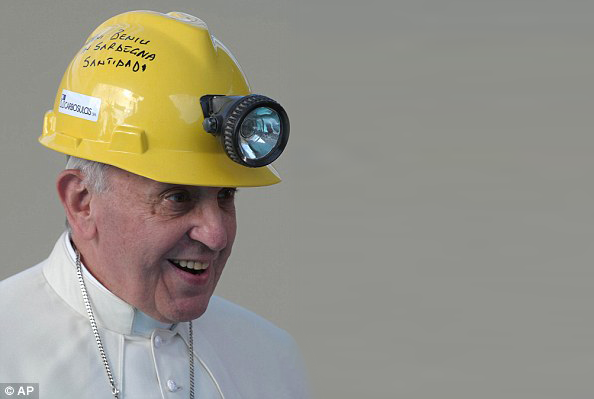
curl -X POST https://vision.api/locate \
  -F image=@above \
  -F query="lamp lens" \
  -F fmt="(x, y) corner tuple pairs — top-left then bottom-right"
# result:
(238, 107), (281, 160)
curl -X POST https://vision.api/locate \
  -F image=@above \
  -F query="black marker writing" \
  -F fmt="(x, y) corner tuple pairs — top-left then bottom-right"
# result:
(92, 41), (156, 61)
(110, 29), (150, 45)
(83, 56), (147, 72)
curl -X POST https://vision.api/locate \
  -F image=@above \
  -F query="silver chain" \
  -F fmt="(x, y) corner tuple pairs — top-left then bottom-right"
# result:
(189, 319), (195, 399)
(75, 251), (120, 398)
(75, 250), (195, 398)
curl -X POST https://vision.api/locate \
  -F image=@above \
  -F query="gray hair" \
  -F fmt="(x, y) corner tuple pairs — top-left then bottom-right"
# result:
(64, 156), (112, 232)
(65, 156), (111, 193)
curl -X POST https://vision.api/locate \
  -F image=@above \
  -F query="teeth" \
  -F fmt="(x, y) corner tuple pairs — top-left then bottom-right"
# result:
(171, 259), (208, 270)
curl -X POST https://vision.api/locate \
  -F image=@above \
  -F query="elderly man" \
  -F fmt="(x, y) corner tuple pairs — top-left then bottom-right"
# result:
(0, 11), (307, 398)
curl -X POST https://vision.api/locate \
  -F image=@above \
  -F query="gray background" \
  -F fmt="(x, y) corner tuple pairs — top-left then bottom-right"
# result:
(1, 0), (593, 397)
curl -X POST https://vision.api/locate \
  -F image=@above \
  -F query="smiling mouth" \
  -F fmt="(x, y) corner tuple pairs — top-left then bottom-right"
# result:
(168, 259), (209, 275)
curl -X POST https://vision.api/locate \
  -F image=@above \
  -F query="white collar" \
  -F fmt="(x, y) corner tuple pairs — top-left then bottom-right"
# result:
(43, 232), (173, 337)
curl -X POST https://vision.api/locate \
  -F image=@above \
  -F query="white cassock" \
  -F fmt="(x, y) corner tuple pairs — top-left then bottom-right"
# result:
(0, 233), (310, 398)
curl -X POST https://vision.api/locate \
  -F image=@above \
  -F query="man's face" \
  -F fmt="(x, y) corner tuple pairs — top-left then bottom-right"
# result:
(84, 167), (237, 323)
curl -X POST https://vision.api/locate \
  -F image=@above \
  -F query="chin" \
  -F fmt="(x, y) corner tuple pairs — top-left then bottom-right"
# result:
(165, 299), (211, 323)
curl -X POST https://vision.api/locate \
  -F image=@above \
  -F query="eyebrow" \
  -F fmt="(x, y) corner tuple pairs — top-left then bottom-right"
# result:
(150, 183), (237, 194)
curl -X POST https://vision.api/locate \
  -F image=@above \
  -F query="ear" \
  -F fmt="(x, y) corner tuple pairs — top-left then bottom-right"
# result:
(56, 169), (97, 240)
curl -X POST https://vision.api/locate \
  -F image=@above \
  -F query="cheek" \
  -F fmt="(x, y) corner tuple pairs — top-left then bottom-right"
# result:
(226, 215), (238, 248)
(97, 210), (136, 248)
(94, 200), (151, 262)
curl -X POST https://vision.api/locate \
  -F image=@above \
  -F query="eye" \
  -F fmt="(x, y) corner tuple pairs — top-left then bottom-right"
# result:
(218, 188), (237, 201)
(165, 190), (191, 203)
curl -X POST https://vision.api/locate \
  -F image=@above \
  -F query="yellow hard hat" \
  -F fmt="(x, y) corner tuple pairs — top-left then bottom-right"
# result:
(40, 10), (288, 187)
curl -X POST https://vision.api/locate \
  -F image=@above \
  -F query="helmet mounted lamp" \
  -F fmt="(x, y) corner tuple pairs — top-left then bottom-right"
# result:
(201, 94), (290, 167)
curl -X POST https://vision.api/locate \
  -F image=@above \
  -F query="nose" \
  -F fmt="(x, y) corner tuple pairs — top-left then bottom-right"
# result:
(187, 199), (229, 252)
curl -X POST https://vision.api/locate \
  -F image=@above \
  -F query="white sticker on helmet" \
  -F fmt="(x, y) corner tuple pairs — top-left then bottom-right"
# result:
(58, 89), (102, 122)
